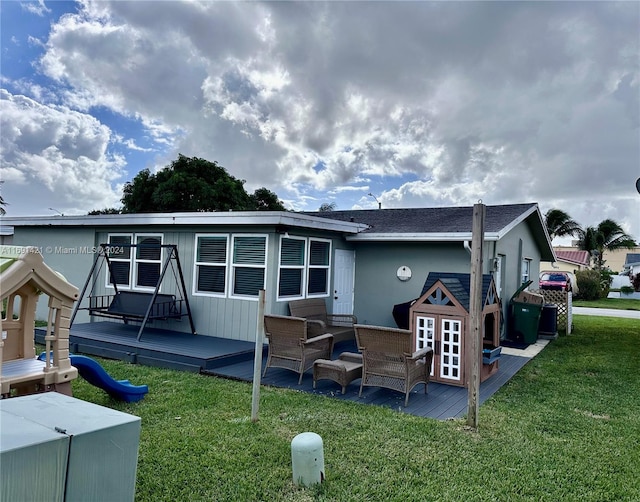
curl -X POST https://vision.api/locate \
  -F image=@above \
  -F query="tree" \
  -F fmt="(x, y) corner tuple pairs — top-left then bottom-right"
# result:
(544, 209), (581, 240)
(87, 208), (122, 215)
(0, 195), (6, 216)
(319, 202), (336, 212)
(121, 154), (284, 213)
(249, 187), (286, 211)
(577, 219), (636, 269)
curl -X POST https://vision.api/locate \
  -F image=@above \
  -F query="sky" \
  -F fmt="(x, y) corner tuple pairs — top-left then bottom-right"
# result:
(1, 0), (639, 244)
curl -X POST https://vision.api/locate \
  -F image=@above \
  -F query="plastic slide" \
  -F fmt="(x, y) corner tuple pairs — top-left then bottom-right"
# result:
(38, 353), (149, 402)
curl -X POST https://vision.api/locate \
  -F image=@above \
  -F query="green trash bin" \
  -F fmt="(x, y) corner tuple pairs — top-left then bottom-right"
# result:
(508, 281), (544, 344)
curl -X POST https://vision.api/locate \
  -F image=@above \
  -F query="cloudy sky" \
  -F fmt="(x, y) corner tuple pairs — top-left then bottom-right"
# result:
(1, 0), (638, 243)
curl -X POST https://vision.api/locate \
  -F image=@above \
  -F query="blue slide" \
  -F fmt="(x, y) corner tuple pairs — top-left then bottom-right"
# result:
(39, 353), (149, 402)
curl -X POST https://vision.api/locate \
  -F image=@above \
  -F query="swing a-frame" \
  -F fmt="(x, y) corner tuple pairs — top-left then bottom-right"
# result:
(71, 243), (196, 341)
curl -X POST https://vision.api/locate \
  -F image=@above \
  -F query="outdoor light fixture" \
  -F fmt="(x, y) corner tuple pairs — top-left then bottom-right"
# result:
(49, 208), (64, 216)
(367, 193), (381, 209)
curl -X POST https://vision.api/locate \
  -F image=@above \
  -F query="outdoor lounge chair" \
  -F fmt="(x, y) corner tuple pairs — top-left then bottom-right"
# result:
(288, 298), (357, 344)
(263, 314), (334, 384)
(354, 324), (433, 407)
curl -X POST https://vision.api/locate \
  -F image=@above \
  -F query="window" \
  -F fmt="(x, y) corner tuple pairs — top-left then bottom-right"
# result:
(308, 239), (330, 296)
(194, 235), (229, 296)
(277, 236), (331, 300)
(105, 233), (163, 290)
(134, 234), (163, 289)
(231, 235), (267, 299)
(521, 258), (531, 284)
(106, 234), (132, 287)
(278, 236), (306, 298)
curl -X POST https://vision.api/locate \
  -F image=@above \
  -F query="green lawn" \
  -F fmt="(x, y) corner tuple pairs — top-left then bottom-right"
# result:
(573, 297), (640, 310)
(68, 315), (639, 501)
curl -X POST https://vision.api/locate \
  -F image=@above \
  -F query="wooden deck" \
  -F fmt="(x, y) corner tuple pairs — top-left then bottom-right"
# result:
(35, 322), (258, 373)
(207, 341), (535, 420)
(35, 322), (540, 420)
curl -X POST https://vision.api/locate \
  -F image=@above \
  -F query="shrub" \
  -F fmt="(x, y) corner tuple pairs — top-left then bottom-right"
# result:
(632, 273), (640, 292)
(576, 269), (602, 300)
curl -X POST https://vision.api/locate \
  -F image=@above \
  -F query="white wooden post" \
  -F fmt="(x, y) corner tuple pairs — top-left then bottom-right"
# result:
(251, 289), (266, 422)
(467, 203), (485, 429)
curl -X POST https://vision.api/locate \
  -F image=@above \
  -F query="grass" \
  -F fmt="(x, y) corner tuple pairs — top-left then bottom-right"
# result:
(573, 297), (640, 310)
(66, 315), (639, 501)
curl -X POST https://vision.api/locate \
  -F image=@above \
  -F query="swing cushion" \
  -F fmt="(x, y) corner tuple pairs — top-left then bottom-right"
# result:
(107, 291), (180, 319)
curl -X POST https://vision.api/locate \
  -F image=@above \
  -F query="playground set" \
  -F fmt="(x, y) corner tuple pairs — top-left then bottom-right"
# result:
(0, 245), (147, 402)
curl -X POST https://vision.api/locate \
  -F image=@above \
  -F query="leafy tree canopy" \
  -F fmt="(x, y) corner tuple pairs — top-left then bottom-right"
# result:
(87, 207), (122, 215)
(544, 208), (581, 240)
(319, 202), (336, 212)
(121, 154), (285, 213)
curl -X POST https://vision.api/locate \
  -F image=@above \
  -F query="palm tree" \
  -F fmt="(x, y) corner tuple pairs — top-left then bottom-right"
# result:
(577, 219), (636, 269)
(0, 195), (6, 216)
(544, 209), (582, 240)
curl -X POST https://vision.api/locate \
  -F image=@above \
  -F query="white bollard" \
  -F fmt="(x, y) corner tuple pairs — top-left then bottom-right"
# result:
(291, 432), (325, 487)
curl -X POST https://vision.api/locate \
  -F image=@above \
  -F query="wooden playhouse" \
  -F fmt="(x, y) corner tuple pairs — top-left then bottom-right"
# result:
(409, 272), (501, 387)
(1, 246), (78, 397)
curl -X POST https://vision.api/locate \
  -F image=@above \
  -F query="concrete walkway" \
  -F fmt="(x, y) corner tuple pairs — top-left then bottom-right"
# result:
(573, 306), (640, 319)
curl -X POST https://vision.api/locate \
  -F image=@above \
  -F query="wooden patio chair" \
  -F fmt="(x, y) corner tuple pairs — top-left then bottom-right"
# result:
(263, 314), (334, 384)
(288, 298), (357, 344)
(354, 324), (433, 407)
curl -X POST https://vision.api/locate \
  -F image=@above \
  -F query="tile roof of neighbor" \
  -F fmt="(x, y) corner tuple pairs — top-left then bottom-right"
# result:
(304, 202), (538, 234)
(555, 250), (590, 266)
(420, 272), (494, 312)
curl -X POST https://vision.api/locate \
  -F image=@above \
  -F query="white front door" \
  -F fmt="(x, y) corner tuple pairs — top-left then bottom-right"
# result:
(332, 249), (355, 315)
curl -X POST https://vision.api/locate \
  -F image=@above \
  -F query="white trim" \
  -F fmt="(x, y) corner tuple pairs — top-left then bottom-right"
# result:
(307, 237), (332, 299)
(276, 236), (332, 301)
(132, 233), (164, 291)
(105, 233), (133, 289)
(229, 233), (268, 301)
(277, 234), (307, 301)
(192, 233), (229, 298)
(2, 211), (367, 233)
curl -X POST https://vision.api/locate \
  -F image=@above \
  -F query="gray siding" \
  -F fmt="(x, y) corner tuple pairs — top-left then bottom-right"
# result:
(10, 225), (353, 342)
(351, 241), (474, 327)
(11, 227), (96, 322)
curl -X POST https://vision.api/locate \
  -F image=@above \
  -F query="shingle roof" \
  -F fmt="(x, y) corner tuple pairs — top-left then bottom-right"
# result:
(304, 203), (538, 234)
(420, 272), (494, 312)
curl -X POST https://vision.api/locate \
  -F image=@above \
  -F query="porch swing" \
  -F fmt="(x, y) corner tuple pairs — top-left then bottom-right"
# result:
(71, 243), (196, 341)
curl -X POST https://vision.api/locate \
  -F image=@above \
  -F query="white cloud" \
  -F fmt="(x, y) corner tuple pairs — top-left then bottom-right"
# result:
(21, 0), (50, 17)
(0, 90), (124, 214)
(3, 1), (638, 241)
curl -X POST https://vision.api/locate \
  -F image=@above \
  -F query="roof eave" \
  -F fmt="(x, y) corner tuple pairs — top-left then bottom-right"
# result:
(495, 204), (555, 262)
(1, 212), (367, 234)
(346, 232), (501, 242)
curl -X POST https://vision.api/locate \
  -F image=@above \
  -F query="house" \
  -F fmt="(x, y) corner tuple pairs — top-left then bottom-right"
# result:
(623, 253), (640, 277)
(541, 249), (590, 273)
(4, 202), (554, 342)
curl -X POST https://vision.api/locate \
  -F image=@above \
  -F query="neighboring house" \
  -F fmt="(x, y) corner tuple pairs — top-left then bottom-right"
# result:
(540, 249), (590, 274)
(554, 245), (640, 273)
(623, 253), (640, 277)
(4, 202), (554, 342)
